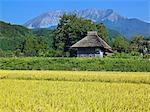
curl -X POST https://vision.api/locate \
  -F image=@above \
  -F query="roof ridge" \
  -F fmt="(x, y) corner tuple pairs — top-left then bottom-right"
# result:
(71, 31), (111, 49)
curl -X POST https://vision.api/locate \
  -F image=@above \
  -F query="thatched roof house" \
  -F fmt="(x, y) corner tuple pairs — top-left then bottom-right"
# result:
(71, 31), (113, 57)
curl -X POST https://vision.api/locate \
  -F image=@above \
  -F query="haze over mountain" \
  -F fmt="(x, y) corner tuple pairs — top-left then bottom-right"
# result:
(24, 9), (150, 39)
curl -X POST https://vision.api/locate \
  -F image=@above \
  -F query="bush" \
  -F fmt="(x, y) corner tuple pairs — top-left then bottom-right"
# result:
(0, 57), (149, 72)
(0, 49), (5, 57)
(143, 54), (150, 59)
(111, 52), (142, 59)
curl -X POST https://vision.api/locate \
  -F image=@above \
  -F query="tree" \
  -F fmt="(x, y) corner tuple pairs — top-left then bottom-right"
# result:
(23, 37), (37, 56)
(13, 49), (22, 57)
(32, 29), (55, 49)
(130, 36), (145, 53)
(54, 14), (97, 56)
(112, 36), (129, 52)
(96, 23), (109, 44)
(0, 49), (5, 57)
(144, 38), (150, 54)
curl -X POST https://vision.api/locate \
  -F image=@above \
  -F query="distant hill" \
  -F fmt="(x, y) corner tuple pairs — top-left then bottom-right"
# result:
(0, 21), (32, 37)
(0, 21), (34, 50)
(24, 9), (150, 40)
(103, 18), (150, 40)
(0, 21), (56, 52)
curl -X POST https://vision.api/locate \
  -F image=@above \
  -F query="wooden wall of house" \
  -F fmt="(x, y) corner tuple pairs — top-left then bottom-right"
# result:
(77, 47), (104, 58)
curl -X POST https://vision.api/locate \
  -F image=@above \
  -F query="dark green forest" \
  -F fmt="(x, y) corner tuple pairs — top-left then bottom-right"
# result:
(0, 14), (150, 58)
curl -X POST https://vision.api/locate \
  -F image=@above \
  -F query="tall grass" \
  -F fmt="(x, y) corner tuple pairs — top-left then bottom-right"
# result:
(0, 79), (150, 111)
(0, 71), (150, 111)
(0, 70), (150, 84)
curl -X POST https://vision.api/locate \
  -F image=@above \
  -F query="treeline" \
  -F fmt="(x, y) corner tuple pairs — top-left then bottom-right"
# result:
(0, 57), (149, 72)
(0, 21), (53, 57)
(0, 14), (150, 58)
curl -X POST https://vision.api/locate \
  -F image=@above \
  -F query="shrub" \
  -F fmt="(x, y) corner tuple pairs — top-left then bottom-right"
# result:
(143, 54), (150, 59)
(0, 57), (149, 72)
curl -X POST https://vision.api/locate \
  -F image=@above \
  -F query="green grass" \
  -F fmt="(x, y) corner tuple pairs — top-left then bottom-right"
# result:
(0, 57), (149, 72)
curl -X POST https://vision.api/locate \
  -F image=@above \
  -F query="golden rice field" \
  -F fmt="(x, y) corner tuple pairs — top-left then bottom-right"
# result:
(0, 70), (150, 112)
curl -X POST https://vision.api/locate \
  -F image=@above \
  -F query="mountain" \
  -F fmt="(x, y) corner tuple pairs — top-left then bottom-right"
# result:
(24, 9), (150, 39)
(24, 9), (125, 28)
(103, 18), (150, 40)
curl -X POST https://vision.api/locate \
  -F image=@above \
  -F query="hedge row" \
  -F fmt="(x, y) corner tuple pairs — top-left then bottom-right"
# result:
(0, 57), (149, 72)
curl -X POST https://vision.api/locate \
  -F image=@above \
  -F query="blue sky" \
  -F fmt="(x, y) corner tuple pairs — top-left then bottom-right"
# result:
(0, 0), (150, 24)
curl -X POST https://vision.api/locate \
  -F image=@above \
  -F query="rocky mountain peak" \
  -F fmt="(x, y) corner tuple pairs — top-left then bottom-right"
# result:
(24, 8), (125, 28)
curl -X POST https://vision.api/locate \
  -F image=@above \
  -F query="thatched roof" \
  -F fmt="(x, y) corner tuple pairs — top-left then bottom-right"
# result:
(71, 31), (111, 49)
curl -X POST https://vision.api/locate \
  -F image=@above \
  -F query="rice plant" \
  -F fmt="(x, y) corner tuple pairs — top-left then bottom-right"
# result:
(0, 70), (150, 112)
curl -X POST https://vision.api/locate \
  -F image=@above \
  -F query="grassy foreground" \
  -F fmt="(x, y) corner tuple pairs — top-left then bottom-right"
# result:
(0, 71), (150, 112)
